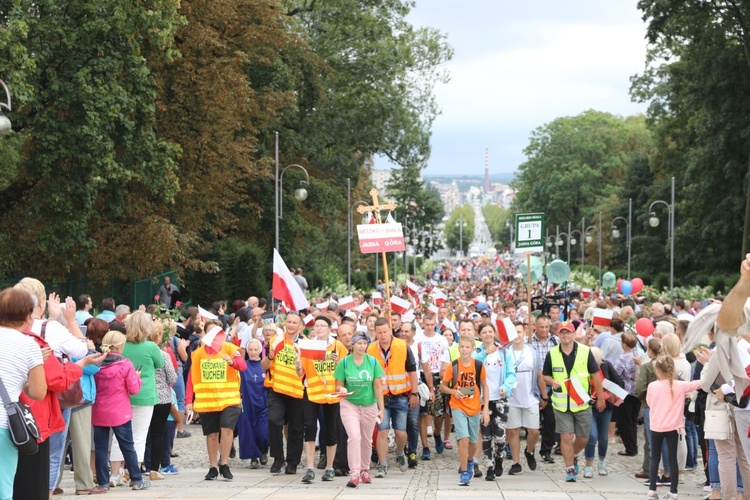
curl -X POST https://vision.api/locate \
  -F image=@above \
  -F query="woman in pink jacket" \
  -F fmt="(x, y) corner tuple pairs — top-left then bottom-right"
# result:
(90, 331), (148, 493)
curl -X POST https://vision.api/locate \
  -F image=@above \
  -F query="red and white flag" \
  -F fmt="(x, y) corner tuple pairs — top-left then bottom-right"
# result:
(372, 292), (383, 305)
(406, 280), (420, 296)
(564, 377), (592, 406)
(317, 300), (330, 311)
(365, 211), (376, 224)
(202, 326), (227, 353)
(303, 314), (315, 328)
(592, 308), (613, 327)
(412, 295), (421, 308)
(390, 296), (411, 315)
(441, 318), (456, 332)
(427, 303), (438, 316)
(298, 339), (328, 361)
(385, 212), (396, 224)
(581, 288), (593, 299)
(496, 317), (518, 345)
(271, 334), (286, 357)
(431, 289), (447, 307)
(280, 302), (290, 314)
(338, 296), (355, 310)
(355, 302), (372, 316)
(601, 378), (628, 407)
(198, 306), (218, 321)
(272, 249), (308, 312)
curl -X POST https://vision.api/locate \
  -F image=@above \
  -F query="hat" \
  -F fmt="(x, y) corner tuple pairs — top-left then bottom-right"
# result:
(476, 302), (490, 312)
(351, 333), (369, 345)
(557, 320), (575, 333)
(314, 315), (332, 327)
(479, 310), (491, 317)
(468, 312), (481, 320)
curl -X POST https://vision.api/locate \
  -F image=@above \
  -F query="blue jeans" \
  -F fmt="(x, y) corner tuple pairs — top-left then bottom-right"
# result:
(708, 439), (743, 492)
(379, 394), (408, 432)
(585, 406), (613, 461)
(173, 375), (185, 413)
(0, 428), (17, 500)
(48, 407), (71, 491)
(94, 423), (143, 487)
(406, 404), (419, 454)
(685, 420), (699, 469)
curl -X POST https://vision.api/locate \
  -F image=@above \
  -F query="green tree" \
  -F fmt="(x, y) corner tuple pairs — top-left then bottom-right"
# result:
(483, 204), (511, 248)
(444, 205), (475, 255)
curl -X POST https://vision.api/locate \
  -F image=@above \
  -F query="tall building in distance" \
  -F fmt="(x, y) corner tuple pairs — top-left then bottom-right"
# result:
(483, 148), (491, 192)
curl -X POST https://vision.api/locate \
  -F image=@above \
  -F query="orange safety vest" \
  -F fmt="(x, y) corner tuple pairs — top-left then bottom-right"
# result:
(367, 336), (412, 396)
(269, 335), (304, 399)
(190, 343), (241, 413)
(302, 339), (348, 404)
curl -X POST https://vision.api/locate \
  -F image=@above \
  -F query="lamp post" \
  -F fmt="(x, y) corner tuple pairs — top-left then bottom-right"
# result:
(506, 219), (514, 254)
(556, 232), (571, 264)
(0, 79), (11, 136)
(583, 219), (597, 283)
(649, 176), (676, 305)
(456, 215), (466, 259)
(274, 132), (310, 252)
(570, 229), (582, 275)
(347, 178), (370, 294)
(611, 198), (632, 280)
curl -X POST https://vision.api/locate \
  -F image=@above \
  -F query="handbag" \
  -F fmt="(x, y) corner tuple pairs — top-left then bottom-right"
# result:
(40, 321), (84, 409)
(704, 405), (734, 440)
(0, 374), (40, 455)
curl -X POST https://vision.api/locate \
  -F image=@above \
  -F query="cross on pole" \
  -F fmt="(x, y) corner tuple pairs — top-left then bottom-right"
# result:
(357, 188), (397, 326)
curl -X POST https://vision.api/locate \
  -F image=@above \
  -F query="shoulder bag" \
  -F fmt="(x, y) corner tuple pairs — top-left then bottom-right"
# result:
(0, 373), (40, 455)
(704, 403), (734, 440)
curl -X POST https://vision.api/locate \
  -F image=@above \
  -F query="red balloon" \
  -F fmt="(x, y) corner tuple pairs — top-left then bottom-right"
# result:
(631, 278), (644, 294)
(616, 279), (625, 292)
(635, 317), (655, 337)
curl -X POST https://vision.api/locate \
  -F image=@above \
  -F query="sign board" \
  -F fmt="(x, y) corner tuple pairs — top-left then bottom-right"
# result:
(514, 213), (545, 253)
(357, 223), (406, 254)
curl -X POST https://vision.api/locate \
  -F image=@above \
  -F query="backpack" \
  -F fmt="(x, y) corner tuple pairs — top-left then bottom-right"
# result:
(449, 358), (484, 389)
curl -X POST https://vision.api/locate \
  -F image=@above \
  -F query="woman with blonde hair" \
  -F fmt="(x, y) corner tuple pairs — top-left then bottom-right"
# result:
(109, 311), (164, 486)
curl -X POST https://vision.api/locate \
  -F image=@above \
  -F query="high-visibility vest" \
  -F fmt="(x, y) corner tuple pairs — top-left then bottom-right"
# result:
(190, 343), (241, 413)
(367, 336), (412, 396)
(269, 335), (304, 399)
(302, 339), (348, 404)
(549, 342), (591, 413)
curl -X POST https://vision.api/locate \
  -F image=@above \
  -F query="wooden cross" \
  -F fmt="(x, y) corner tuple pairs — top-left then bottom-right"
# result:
(356, 188), (397, 224)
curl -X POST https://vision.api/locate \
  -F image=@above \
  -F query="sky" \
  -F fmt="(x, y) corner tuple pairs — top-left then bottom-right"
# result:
(384, 1), (651, 176)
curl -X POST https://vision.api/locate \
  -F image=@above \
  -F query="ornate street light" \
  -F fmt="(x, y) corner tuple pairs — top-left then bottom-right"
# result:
(0, 79), (12, 136)
(274, 132), (311, 252)
(648, 177), (676, 304)
(611, 198), (632, 280)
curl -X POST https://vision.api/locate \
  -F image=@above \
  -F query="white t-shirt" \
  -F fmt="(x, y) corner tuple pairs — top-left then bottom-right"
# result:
(509, 344), (539, 408)
(414, 332), (449, 374)
(0, 328), (44, 428)
(32, 318), (88, 359)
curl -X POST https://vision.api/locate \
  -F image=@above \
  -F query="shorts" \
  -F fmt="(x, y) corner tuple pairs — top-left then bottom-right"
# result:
(507, 405), (540, 430)
(200, 406), (242, 436)
(554, 407), (592, 438)
(419, 373), (444, 417)
(452, 409), (480, 443)
(378, 394), (408, 432)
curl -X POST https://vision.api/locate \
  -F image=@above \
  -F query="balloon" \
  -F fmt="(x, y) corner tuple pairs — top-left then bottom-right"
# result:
(616, 279), (624, 292)
(519, 256), (543, 283)
(621, 280), (633, 295)
(602, 272), (616, 289)
(635, 317), (655, 337)
(631, 278), (644, 294)
(546, 259), (571, 284)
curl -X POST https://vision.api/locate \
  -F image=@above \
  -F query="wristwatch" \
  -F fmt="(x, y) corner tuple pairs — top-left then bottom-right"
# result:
(541, 397), (548, 401)
(411, 392), (419, 396)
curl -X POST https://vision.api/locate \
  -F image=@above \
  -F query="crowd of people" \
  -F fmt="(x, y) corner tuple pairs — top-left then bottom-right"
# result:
(3, 254), (750, 499)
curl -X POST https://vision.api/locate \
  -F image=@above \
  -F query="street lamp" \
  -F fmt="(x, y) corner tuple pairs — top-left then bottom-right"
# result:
(274, 132), (311, 252)
(347, 178), (370, 294)
(506, 219), (514, 254)
(583, 220), (597, 283)
(0, 79), (12, 136)
(611, 198), (632, 280)
(557, 232), (572, 264)
(456, 216), (466, 258)
(648, 176), (676, 305)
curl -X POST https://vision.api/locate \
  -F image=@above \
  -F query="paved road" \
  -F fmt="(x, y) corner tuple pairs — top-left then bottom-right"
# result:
(57, 426), (710, 499)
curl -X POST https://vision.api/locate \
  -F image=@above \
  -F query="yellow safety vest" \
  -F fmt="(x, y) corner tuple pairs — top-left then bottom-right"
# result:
(190, 343), (241, 413)
(367, 337), (411, 396)
(302, 339), (348, 404)
(549, 343), (591, 413)
(269, 335), (304, 399)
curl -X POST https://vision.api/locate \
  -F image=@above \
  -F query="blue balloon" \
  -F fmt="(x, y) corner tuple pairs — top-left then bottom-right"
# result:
(621, 280), (633, 295)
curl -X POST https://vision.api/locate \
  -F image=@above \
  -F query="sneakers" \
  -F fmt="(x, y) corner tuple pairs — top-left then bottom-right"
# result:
(359, 470), (372, 484)
(301, 468), (315, 483)
(573, 456), (579, 475)
(407, 451), (418, 468)
(375, 463), (388, 478)
(109, 475), (125, 487)
(285, 464), (297, 475)
(219, 464), (233, 480)
(160, 464), (179, 475)
(205, 467), (218, 480)
(647, 490), (658, 498)
(175, 429), (191, 438)
(229, 445), (236, 459)
(508, 463), (523, 475)
(249, 459), (260, 469)
(334, 469), (345, 477)
(660, 493), (678, 500)
(495, 458), (503, 477)
(317, 454), (327, 470)
(459, 470), (472, 486)
(541, 454), (555, 464)
(525, 450), (537, 471)
(565, 471), (577, 482)
(471, 459), (483, 478)
(583, 466), (593, 479)
(396, 454), (408, 472)
(658, 475), (671, 486)
(435, 434), (444, 454)
(270, 458), (285, 474)
(149, 470), (165, 481)
(421, 447), (431, 460)
(444, 439), (453, 450)
(322, 469), (335, 482)
(131, 481), (150, 491)
(598, 460), (608, 476)
(347, 473), (359, 488)
(260, 453), (268, 465)
(485, 466), (495, 481)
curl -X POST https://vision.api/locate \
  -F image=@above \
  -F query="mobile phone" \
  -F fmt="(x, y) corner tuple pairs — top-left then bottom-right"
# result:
(459, 386), (476, 396)
(135, 365), (143, 372)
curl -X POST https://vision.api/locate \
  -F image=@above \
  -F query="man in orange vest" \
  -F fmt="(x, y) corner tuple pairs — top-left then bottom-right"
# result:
(261, 312), (306, 475)
(367, 317), (419, 478)
(185, 323), (246, 481)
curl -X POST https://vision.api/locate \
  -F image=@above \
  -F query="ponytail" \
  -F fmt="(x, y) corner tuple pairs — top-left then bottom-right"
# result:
(100, 330), (126, 354)
(654, 354), (676, 400)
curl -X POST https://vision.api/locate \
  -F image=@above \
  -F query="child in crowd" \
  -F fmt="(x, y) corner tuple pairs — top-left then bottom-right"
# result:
(440, 335), (490, 486)
(646, 355), (701, 500)
(91, 331), (149, 493)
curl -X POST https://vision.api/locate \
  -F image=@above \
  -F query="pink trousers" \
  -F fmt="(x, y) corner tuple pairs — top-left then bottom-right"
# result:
(340, 398), (378, 475)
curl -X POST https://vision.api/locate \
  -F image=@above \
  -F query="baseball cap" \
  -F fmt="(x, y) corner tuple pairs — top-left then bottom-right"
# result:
(557, 321), (575, 333)
(468, 312), (481, 320)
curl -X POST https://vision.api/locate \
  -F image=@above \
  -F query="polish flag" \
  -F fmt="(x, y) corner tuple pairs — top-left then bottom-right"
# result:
(602, 378), (628, 407)
(431, 289), (447, 307)
(592, 308), (613, 327)
(427, 303), (438, 316)
(331, 321), (338, 333)
(298, 339), (328, 361)
(412, 295), (421, 308)
(280, 302), (290, 314)
(441, 318), (456, 332)
(390, 296), (411, 315)
(372, 292), (383, 305)
(271, 334), (287, 357)
(202, 326), (227, 353)
(355, 302), (372, 316)
(403, 310), (416, 323)
(496, 317), (518, 346)
(317, 300), (330, 311)
(581, 288), (593, 299)
(365, 211), (376, 224)
(338, 296), (355, 310)
(406, 280), (420, 295)
(303, 314), (315, 328)
(356, 324), (368, 333)
(385, 212), (396, 224)
(198, 306), (218, 321)
(272, 249), (308, 312)
(564, 377), (592, 406)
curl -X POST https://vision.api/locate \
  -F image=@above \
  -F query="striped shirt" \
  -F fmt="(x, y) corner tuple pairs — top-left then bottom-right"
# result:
(0, 328), (44, 429)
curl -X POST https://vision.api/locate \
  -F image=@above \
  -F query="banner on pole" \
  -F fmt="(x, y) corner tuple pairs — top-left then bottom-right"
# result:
(357, 223), (405, 254)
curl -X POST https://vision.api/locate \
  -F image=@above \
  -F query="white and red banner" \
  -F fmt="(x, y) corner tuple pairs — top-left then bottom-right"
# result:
(303, 314), (315, 328)
(406, 280), (420, 295)
(355, 302), (372, 316)
(427, 303), (438, 316)
(356, 223), (405, 254)
(390, 296), (411, 315)
(298, 339), (328, 361)
(431, 289), (447, 307)
(202, 326), (227, 352)
(198, 306), (218, 321)
(338, 296), (355, 310)
(564, 377), (592, 406)
(441, 318), (457, 332)
(272, 249), (308, 312)
(601, 378), (628, 407)
(496, 317), (518, 345)
(592, 308), (613, 327)
(581, 288), (593, 299)
(317, 300), (329, 311)
(372, 292), (383, 305)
